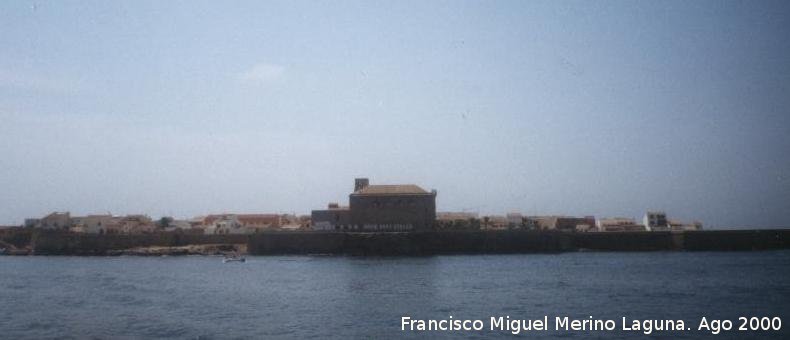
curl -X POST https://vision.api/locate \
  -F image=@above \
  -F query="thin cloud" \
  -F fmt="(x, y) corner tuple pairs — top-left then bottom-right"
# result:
(0, 68), (88, 94)
(238, 63), (285, 83)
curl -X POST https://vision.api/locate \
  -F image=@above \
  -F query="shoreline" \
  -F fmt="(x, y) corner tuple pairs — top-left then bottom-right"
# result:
(2, 229), (789, 256)
(105, 243), (247, 256)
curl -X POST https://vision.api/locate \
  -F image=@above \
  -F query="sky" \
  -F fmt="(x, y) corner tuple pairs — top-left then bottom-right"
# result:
(1, 0), (789, 228)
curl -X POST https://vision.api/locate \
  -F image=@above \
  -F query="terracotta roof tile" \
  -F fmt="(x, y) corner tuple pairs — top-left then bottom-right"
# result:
(353, 184), (430, 195)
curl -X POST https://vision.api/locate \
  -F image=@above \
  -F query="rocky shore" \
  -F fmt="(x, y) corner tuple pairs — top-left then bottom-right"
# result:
(106, 243), (246, 256)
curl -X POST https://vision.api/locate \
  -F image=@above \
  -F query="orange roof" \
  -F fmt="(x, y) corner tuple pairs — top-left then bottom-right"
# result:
(353, 184), (430, 195)
(238, 214), (280, 224)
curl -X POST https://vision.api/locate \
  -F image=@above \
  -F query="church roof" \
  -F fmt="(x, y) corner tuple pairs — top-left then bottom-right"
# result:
(353, 184), (431, 195)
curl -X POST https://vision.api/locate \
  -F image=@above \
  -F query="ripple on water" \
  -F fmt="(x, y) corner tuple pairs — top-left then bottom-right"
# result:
(0, 253), (788, 339)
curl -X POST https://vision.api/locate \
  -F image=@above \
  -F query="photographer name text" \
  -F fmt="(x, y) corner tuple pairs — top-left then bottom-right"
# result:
(401, 316), (782, 335)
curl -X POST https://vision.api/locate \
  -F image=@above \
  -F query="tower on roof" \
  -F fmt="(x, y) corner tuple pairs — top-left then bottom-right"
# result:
(354, 178), (369, 192)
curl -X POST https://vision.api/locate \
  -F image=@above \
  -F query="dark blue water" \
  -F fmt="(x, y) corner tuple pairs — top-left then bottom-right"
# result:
(1, 251), (789, 339)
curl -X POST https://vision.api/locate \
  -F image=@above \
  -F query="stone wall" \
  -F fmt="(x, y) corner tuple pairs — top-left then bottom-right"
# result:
(573, 231), (677, 251)
(682, 230), (790, 251)
(349, 193), (436, 230)
(249, 231), (575, 255)
(249, 229), (790, 255)
(6, 228), (790, 256)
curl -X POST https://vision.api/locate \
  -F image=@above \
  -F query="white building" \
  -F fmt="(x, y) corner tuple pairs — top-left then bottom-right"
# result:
(70, 214), (114, 234)
(643, 211), (668, 231)
(596, 217), (646, 232)
(506, 213), (523, 226)
(203, 215), (255, 235)
(36, 212), (71, 230)
(164, 220), (192, 232)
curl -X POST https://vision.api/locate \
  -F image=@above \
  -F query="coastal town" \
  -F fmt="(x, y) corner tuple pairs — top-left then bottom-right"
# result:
(8, 178), (702, 235)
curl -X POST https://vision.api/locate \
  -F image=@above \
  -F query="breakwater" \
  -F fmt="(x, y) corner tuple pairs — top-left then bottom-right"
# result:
(2, 229), (788, 256)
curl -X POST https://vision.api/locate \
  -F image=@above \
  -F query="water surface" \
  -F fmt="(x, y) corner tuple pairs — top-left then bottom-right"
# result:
(1, 251), (789, 339)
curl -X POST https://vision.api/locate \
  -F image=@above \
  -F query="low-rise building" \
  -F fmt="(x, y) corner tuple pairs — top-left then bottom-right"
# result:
(106, 215), (155, 234)
(202, 213), (284, 234)
(163, 219), (192, 232)
(641, 212), (702, 232)
(279, 214), (304, 230)
(506, 213), (523, 227)
(204, 214), (282, 230)
(504, 213), (538, 229)
(37, 212), (71, 230)
(643, 211), (668, 231)
(188, 216), (206, 229)
(435, 212), (479, 230)
(481, 215), (508, 230)
(203, 215), (254, 235)
(437, 212), (478, 222)
(532, 215), (596, 232)
(669, 220), (703, 231)
(297, 215), (312, 229)
(596, 217), (635, 229)
(595, 217), (647, 232)
(70, 214), (114, 234)
(312, 203), (351, 231)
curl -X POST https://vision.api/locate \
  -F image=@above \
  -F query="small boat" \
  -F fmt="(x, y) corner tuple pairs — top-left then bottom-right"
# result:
(222, 254), (246, 263)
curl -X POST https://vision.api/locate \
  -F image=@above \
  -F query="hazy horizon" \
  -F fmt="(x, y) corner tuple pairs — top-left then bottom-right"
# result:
(2, 1), (789, 228)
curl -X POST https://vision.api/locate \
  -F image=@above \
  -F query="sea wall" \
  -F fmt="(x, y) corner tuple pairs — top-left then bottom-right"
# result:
(4, 228), (789, 256)
(573, 231), (678, 251)
(247, 231), (574, 255)
(682, 230), (790, 251)
(248, 229), (790, 255)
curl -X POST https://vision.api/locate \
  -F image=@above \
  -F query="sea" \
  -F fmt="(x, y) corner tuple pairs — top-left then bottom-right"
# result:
(1, 251), (789, 339)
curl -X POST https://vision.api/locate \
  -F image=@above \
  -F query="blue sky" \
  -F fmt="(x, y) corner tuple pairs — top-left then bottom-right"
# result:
(1, 0), (789, 228)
